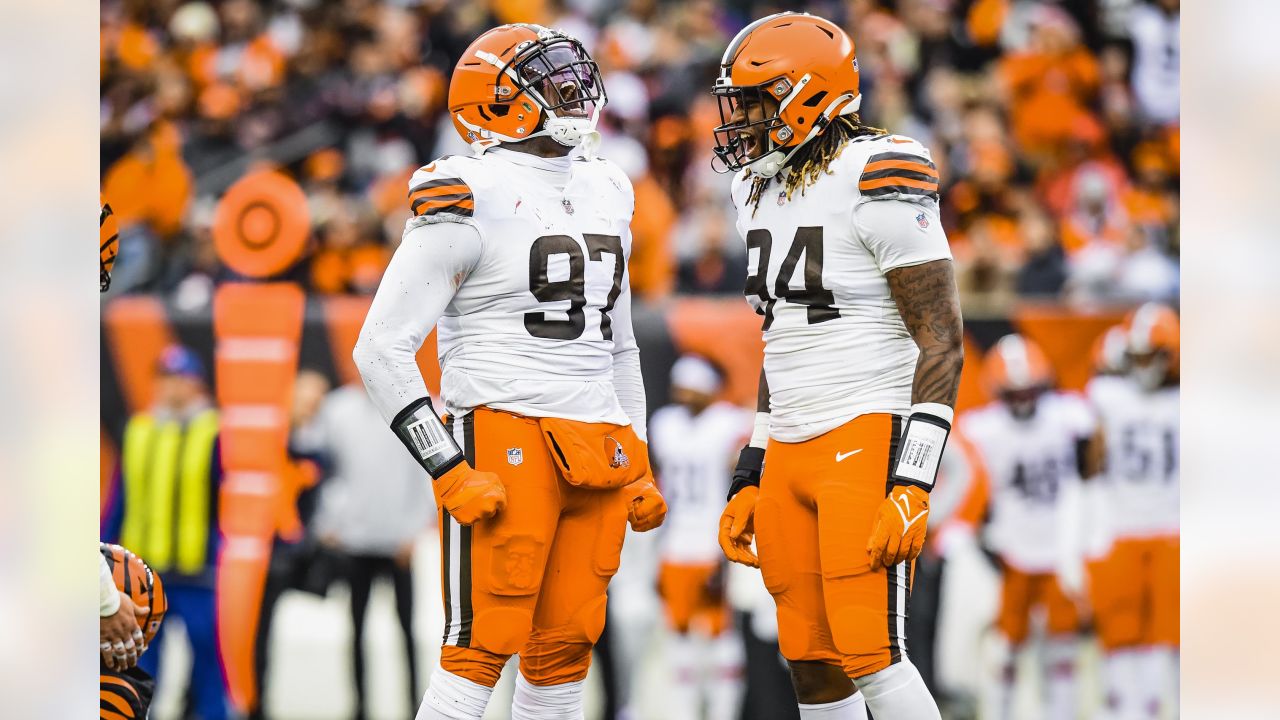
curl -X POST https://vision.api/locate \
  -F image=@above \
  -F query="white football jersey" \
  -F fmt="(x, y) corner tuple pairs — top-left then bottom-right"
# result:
(960, 392), (1097, 572)
(1087, 376), (1179, 541)
(730, 134), (953, 443)
(387, 148), (638, 426)
(649, 401), (752, 564)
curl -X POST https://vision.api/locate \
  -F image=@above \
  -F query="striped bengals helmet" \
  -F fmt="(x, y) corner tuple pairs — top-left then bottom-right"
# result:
(99, 543), (167, 645)
(101, 195), (119, 293)
(448, 24), (606, 150)
(983, 334), (1054, 397)
(1124, 303), (1179, 387)
(712, 12), (861, 177)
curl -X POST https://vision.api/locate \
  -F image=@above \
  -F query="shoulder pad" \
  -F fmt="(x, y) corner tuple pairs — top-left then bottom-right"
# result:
(407, 156), (476, 220)
(855, 135), (940, 202)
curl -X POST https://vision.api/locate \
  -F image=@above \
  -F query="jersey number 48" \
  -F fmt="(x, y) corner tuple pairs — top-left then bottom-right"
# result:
(745, 227), (839, 330)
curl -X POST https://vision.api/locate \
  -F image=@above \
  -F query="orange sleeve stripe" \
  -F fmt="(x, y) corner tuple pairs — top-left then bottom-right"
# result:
(862, 159), (939, 178)
(101, 688), (136, 717)
(413, 197), (476, 217)
(859, 176), (940, 192)
(408, 184), (470, 200)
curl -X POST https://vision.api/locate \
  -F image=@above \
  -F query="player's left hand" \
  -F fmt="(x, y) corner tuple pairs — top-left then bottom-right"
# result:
(100, 592), (148, 671)
(624, 474), (666, 532)
(866, 484), (931, 572)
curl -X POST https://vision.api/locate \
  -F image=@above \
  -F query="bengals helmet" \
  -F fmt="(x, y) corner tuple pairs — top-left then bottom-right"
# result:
(100, 543), (167, 646)
(448, 24), (606, 150)
(983, 334), (1054, 419)
(1124, 303), (1179, 389)
(712, 12), (861, 177)
(101, 195), (119, 293)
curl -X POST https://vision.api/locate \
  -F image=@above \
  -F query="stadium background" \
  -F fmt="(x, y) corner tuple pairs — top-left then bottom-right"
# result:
(99, 0), (1178, 717)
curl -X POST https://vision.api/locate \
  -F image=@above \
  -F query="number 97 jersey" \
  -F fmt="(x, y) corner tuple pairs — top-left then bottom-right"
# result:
(730, 134), (953, 443)
(407, 150), (637, 425)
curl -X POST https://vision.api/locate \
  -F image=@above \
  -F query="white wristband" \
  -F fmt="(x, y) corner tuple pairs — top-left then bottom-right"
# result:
(749, 412), (770, 449)
(911, 402), (954, 426)
(892, 410), (952, 490)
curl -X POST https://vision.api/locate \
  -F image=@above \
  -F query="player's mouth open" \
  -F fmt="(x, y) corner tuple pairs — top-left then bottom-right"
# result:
(739, 132), (757, 155)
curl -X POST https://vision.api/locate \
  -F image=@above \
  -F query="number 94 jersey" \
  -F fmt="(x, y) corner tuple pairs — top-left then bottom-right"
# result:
(730, 134), (953, 443)
(408, 150), (636, 425)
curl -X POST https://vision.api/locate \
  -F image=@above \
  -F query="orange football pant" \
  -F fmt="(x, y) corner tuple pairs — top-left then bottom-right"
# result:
(439, 408), (629, 687)
(1087, 535), (1179, 650)
(755, 413), (911, 679)
(996, 565), (1081, 645)
(658, 561), (730, 636)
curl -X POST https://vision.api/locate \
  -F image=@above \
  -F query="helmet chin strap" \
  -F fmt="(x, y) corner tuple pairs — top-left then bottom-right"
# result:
(748, 90), (862, 179)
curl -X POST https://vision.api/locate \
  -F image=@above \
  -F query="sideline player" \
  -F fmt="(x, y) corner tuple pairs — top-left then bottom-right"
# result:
(353, 24), (665, 720)
(1086, 304), (1180, 720)
(958, 335), (1094, 720)
(100, 543), (165, 719)
(649, 355), (751, 720)
(712, 13), (963, 719)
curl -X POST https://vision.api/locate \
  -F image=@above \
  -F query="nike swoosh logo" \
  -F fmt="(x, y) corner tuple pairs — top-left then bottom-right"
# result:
(893, 492), (929, 532)
(835, 449), (863, 462)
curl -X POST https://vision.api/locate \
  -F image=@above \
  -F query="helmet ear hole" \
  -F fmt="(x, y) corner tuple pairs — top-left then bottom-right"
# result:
(489, 104), (511, 117)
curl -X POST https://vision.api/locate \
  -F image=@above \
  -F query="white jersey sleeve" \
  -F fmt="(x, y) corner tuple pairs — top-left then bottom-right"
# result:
(354, 219), (481, 423)
(100, 550), (120, 616)
(609, 277), (648, 441)
(852, 196), (952, 273)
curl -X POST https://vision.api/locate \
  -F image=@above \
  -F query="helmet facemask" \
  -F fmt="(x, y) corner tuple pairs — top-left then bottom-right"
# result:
(506, 33), (606, 148)
(711, 80), (790, 175)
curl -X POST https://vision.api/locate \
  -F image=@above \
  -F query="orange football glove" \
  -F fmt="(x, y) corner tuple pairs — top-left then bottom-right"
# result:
(866, 484), (931, 572)
(624, 474), (667, 532)
(434, 463), (507, 526)
(718, 486), (759, 568)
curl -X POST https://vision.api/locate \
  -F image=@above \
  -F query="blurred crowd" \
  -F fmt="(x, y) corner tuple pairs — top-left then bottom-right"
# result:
(100, 0), (1180, 309)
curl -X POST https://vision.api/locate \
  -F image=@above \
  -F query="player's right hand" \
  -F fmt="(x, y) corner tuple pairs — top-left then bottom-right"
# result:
(719, 486), (760, 568)
(100, 592), (148, 671)
(434, 463), (507, 525)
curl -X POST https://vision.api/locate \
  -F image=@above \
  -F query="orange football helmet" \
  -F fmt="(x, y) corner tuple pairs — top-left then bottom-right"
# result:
(1124, 303), (1179, 388)
(712, 12), (861, 177)
(448, 24), (606, 150)
(100, 543), (167, 645)
(100, 194), (119, 293)
(983, 334), (1054, 417)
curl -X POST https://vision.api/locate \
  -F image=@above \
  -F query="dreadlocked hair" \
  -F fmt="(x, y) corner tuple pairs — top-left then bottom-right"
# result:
(745, 114), (888, 215)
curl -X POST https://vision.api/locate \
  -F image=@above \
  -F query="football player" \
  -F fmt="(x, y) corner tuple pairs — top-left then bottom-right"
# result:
(1086, 304), (1179, 720)
(649, 355), (752, 720)
(712, 13), (963, 720)
(100, 543), (166, 720)
(353, 24), (665, 720)
(958, 335), (1095, 720)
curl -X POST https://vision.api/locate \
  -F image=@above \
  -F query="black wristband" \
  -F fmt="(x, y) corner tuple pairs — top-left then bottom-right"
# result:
(726, 445), (765, 501)
(390, 397), (465, 479)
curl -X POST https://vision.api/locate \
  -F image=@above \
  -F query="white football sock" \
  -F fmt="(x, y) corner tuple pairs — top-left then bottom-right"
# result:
(983, 635), (1016, 720)
(665, 632), (701, 720)
(416, 663), (493, 720)
(1135, 645), (1169, 719)
(1102, 649), (1141, 720)
(798, 690), (869, 719)
(510, 672), (585, 720)
(1043, 636), (1078, 720)
(855, 659), (941, 720)
(707, 631), (745, 720)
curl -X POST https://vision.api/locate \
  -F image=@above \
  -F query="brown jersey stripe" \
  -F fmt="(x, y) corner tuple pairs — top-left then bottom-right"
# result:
(862, 159), (938, 178)
(859, 176), (939, 192)
(408, 177), (469, 195)
(410, 193), (474, 215)
(862, 184), (940, 200)
(409, 184), (470, 201)
(860, 168), (939, 184)
(415, 198), (476, 218)
(866, 151), (937, 167)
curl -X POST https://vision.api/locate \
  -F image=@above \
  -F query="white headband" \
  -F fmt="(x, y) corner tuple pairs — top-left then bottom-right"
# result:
(670, 355), (723, 396)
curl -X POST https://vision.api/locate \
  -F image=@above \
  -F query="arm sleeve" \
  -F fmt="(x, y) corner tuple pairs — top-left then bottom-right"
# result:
(609, 265), (648, 442)
(354, 220), (482, 422)
(853, 197), (952, 273)
(99, 552), (120, 617)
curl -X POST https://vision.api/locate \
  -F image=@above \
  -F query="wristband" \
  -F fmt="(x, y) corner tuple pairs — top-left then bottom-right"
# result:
(390, 397), (464, 479)
(891, 407), (952, 491)
(727, 445), (765, 500)
(749, 412), (770, 449)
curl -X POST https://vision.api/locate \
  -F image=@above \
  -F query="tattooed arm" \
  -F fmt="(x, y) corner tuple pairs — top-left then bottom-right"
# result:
(886, 259), (965, 407)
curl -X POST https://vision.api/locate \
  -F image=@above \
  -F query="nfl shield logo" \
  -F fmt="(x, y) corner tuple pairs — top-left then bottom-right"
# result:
(507, 448), (524, 466)
(562, 199), (575, 215)
(916, 212), (929, 229)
